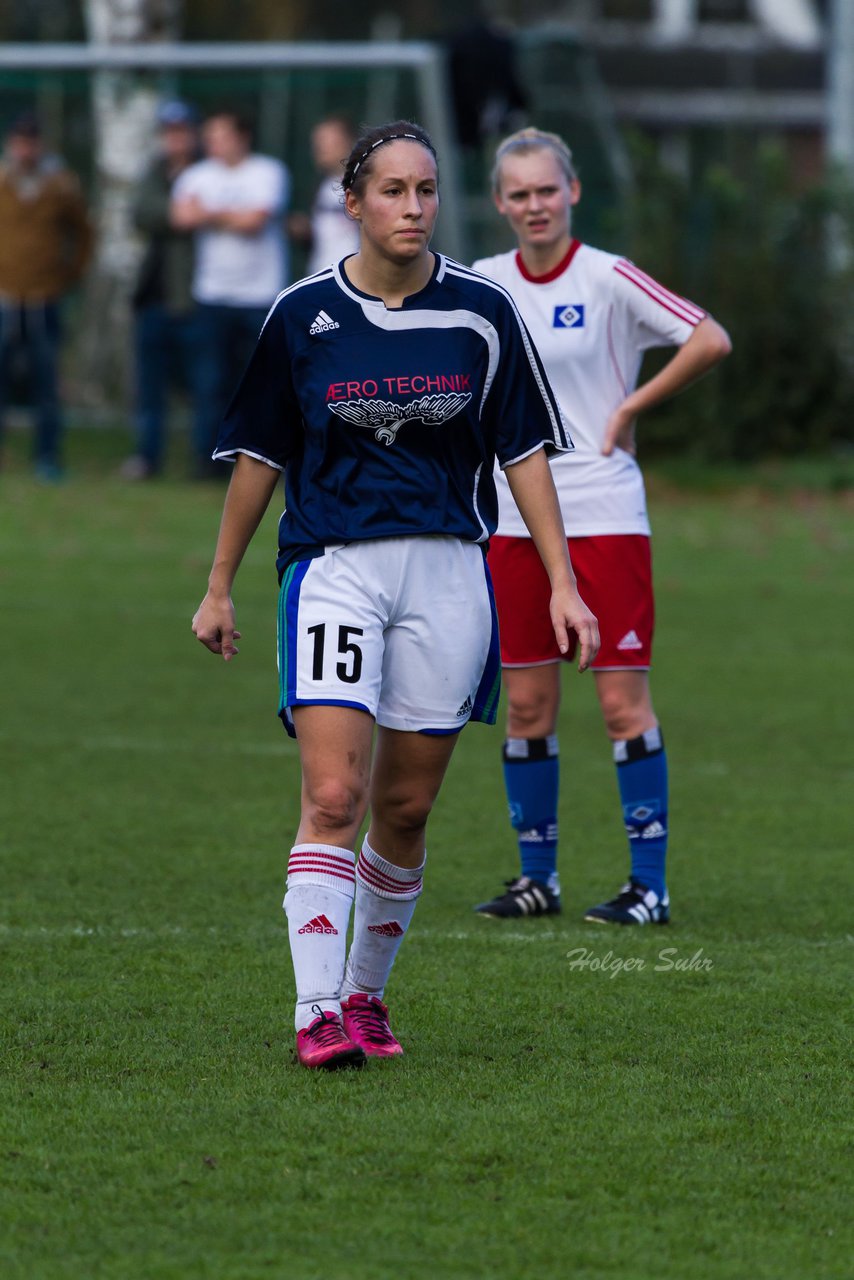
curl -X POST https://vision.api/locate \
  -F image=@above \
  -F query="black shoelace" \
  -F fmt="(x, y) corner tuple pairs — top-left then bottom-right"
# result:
(346, 1001), (393, 1046)
(305, 1006), (345, 1048)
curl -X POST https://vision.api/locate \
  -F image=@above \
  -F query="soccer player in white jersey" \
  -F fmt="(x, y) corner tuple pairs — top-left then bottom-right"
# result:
(192, 120), (599, 1069)
(472, 128), (730, 926)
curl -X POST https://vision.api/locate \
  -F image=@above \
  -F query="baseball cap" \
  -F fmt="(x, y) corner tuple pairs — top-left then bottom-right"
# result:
(156, 100), (197, 128)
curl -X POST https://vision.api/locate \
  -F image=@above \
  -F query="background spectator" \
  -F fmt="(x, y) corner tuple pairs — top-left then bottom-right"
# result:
(289, 115), (360, 275)
(121, 100), (204, 481)
(0, 111), (94, 480)
(171, 109), (290, 477)
(445, 19), (528, 151)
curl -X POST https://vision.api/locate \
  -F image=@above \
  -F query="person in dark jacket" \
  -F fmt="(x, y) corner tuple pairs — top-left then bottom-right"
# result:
(0, 111), (94, 480)
(445, 19), (528, 151)
(121, 100), (205, 479)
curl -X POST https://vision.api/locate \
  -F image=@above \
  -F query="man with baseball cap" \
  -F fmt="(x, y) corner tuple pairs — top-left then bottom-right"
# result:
(121, 100), (205, 480)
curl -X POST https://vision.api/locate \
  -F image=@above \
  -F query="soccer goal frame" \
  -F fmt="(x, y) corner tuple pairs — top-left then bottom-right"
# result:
(0, 41), (466, 259)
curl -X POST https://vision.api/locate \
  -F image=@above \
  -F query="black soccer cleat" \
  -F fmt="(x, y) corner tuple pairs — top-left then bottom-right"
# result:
(475, 875), (562, 919)
(584, 878), (670, 926)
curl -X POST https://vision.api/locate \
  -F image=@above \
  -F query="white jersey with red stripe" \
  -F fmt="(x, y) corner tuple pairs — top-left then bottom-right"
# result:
(471, 241), (705, 536)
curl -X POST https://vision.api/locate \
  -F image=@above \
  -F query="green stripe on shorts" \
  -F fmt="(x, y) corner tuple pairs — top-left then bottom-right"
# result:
(277, 562), (297, 713)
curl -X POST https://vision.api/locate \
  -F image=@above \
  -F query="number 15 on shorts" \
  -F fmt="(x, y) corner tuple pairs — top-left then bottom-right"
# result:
(307, 623), (364, 684)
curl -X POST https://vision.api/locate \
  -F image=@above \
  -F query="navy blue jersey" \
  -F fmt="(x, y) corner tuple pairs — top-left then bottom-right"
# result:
(214, 253), (572, 576)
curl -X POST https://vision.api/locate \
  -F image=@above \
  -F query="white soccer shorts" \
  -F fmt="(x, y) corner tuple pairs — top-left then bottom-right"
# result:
(276, 535), (500, 737)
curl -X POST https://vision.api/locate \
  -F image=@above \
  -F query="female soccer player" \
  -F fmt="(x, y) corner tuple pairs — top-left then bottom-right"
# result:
(473, 128), (731, 925)
(192, 121), (599, 1069)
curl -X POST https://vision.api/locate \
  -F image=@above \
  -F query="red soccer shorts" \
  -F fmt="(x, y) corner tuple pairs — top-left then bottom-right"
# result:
(488, 533), (654, 669)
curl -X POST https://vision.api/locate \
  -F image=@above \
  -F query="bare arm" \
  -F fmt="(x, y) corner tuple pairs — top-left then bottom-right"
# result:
(170, 195), (271, 236)
(603, 315), (732, 455)
(504, 448), (600, 672)
(212, 208), (271, 234)
(170, 195), (204, 230)
(192, 454), (281, 661)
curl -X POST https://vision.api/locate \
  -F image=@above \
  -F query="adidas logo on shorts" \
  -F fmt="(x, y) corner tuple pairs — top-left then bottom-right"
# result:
(309, 310), (340, 334)
(298, 913), (338, 935)
(616, 629), (643, 651)
(456, 695), (473, 717)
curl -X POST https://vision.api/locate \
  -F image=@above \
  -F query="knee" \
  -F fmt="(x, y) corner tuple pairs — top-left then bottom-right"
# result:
(599, 687), (655, 741)
(303, 777), (367, 837)
(507, 688), (554, 738)
(372, 788), (433, 839)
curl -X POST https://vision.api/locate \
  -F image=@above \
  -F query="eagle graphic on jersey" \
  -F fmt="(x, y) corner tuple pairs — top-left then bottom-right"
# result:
(329, 391), (472, 445)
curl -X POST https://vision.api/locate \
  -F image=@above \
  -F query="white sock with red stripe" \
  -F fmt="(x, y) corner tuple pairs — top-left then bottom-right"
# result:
(283, 843), (356, 1032)
(340, 837), (425, 1000)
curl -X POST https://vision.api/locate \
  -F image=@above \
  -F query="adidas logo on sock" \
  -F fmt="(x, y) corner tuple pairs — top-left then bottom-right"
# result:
(298, 913), (338, 935)
(617, 629), (643, 651)
(367, 921), (405, 937)
(309, 310), (340, 334)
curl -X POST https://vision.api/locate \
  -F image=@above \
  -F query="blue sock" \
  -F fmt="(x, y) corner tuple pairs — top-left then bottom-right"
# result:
(613, 726), (668, 899)
(503, 736), (559, 887)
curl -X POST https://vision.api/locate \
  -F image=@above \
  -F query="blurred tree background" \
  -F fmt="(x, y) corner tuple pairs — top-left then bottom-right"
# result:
(1, 0), (852, 461)
(605, 138), (854, 461)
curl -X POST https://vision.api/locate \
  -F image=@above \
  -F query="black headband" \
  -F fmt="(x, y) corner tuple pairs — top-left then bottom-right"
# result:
(350, 131), (422, 178)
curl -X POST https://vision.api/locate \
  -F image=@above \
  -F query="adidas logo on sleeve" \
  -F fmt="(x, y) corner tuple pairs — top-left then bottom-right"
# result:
(309, 310), (340, 334)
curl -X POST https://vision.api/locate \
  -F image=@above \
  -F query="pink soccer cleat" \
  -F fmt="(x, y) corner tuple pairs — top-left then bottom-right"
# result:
(341, 993), (404, 1058)
(295, 1007), (366, 1070)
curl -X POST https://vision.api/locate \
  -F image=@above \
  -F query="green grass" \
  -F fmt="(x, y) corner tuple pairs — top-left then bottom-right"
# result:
(1, 430), (852, 1279)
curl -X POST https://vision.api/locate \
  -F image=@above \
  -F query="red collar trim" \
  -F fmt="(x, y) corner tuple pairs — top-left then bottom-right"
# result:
(515, 239), (582, 284)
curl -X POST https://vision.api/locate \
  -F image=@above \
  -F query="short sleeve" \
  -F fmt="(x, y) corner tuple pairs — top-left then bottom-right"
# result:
(257, 159), (288, 216)
(171, 164), (200, 202)
(485, 292), (573, 468)
(612, 259), (705, 350)
(213, 304), (302, 470)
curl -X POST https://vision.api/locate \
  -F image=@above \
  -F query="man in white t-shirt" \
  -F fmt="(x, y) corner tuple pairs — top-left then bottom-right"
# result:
(171, 109), (290, 475)
(472, 127), (731, 926)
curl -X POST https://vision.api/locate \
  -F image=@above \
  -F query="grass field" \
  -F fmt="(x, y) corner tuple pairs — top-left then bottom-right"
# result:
(1, 430), (851, 1279)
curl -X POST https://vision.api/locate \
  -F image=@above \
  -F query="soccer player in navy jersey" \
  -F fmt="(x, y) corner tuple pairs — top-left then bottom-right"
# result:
(192, 120), (599, 1070)
(472, 128), (731, 926)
